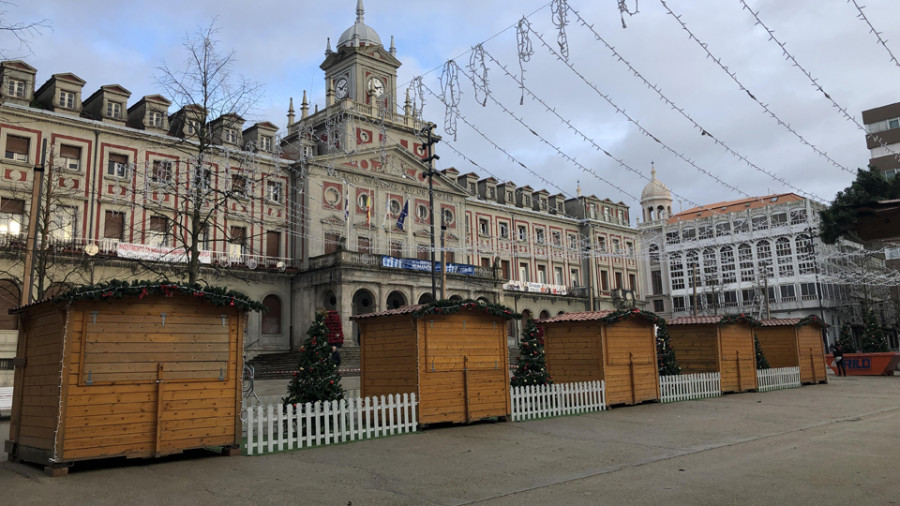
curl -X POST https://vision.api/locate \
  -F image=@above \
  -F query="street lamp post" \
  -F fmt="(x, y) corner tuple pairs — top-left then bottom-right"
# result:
(421, 123), (440, 302)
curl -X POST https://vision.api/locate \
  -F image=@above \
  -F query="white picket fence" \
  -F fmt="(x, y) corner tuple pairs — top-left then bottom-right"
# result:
(510, 380), (606, 421)
(659, 372), (722, 403)
(0, 387), (12, 417)
(756, 366), (801, 392)
(244, 393), (417, 455)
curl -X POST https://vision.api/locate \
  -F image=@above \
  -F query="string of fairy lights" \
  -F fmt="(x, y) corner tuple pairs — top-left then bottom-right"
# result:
(13, 0), (900, 290)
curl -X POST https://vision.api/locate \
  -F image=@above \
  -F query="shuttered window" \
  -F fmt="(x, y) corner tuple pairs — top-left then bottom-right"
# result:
(266, 231), (280, 258)
(104, 211), (124, 239)
(0, 198), (24, 214)
(4, 135), (29, 161)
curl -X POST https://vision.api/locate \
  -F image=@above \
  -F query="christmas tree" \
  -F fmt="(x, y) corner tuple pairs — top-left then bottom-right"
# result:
(837, 322), (857, 353)
(859, 308), (889, 353)
(754, 334), (770, 370)
(324, 310), (344, 347)
(656, 320), (681, 376)
(510, 320), (552, 387)
(283, 311), (344, 406)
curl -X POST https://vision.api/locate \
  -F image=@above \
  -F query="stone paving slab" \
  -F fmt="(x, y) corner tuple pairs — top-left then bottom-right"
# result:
(1, 375), (898, 505)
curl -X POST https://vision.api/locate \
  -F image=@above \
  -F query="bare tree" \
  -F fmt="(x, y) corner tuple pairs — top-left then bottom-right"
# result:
(0, 2), (49, 59)
(154, 20), (265, 284)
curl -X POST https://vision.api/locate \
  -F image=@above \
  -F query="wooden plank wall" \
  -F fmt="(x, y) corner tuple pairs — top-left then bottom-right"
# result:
(668, 325), (719, 374)
(59, 297), (240, 461)
(359, 316), (417, 399)
(418, 312), (509, 424)
(755, 327), (800, 369)
(719, 324), (757, 392)
(603, 319), (659, 405)
(9, 304), (65, 454)
(797, 326), (828, 384)
(544, 322), (603, 384)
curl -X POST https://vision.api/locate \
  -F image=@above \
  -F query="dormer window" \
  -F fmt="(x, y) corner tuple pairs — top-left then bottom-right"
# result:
(224, 127), (237, 144)
(488, 187), (495, 198)
(59, 90), (75, 109)
(106, 101), (123, 119)
(507, 191), (513, 202)
(7, 79), (24, 98)
(260, 136), (273, 151)
(148, 110), (164, 128)
(186, 120), (199, 136)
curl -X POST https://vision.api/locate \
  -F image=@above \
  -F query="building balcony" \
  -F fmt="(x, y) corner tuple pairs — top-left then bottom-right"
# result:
(307, 251), (494, 278)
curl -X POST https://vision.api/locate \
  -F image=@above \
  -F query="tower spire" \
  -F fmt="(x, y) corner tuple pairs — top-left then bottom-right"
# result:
(356, 0), (365, 23)
(287, 97), (295, 125)
(301, 91), (309, 119)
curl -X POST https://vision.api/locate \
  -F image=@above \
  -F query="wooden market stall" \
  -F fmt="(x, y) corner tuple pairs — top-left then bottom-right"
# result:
(667, 315), (759, 393)
(5, 282), (262, 476)
(538, 309), (661, 406)
(353, 300), (518, 425)
(757, 316), (828, 384)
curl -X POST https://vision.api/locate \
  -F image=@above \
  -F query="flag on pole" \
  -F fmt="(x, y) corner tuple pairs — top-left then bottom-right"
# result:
(396, 200), (409, 231)
(366, 195), (371, 227)
(382, 199), (390, 230)
(343, 185), (350, 222)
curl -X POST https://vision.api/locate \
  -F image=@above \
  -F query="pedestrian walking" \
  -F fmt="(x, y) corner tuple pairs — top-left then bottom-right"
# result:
(832, 342), (846, 376)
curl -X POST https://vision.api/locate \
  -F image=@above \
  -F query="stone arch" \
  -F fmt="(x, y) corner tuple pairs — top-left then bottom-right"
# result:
(352, 288), (376, 345)
(322, 290), (338, 311)
(448, 294), (463, 302)
(417, 292), (434, 304)
(261, 294), (282, 335)
(386, 290), (407, 310)
(539, 309), (550, 320)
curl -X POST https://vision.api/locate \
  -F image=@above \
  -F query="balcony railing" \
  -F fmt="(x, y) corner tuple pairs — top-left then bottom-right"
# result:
(308, 251), (494, 278)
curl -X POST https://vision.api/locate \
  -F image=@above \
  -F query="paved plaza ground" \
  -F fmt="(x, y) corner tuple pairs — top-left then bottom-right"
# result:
(2, 373), (899, 505)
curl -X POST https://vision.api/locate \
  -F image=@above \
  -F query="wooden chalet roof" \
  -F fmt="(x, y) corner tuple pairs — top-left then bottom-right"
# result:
(668, 316), (725, 325)
(351, 305), (424, 320)
(538, 311), (615, 323)
(759, 318), (803, 326)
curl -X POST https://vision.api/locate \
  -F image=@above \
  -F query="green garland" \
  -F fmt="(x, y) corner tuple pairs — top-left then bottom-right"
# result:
(600, 308), (667, 327)
(718, 313), (761, 327)
(412, 298), (521, 320)
(795, 315), (829, 328)
(52, 279), (266, 312)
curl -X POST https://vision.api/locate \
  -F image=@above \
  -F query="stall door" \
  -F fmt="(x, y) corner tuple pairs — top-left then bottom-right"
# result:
(604, 321), (659, 405)
(719, 327), (757, 392)
(421, 315), (509, 424)
(70, 303), (235, 459)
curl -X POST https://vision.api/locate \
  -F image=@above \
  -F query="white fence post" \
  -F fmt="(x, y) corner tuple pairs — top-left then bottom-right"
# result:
(509, 380), (607, 421)
(659, 372), (723, 403)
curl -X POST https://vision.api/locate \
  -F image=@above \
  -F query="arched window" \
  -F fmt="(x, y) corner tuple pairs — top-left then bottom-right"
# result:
(686, 250), (699, 288)
(796, 235), (814, 274)
(648, 243), (660, 263)
(539, 310), (550, 320)
(720, 246), (735, 283)
(738, 243), (753, 281)
(757, 240), (772, 277)
(261, 295), (281, 334)
(669, 253), (684, 290)
(702, 247), (718, 285)
(776, 237), (793, 277)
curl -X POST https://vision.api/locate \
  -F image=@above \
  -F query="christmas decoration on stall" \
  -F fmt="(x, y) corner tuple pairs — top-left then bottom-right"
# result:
(719, 313), (761, 327)
(283, 311), (344, 406)
(795, 314), (829, 328)
(656, 318), (681, 376)
(324, 309), (345, 347)
(600, 307), (666, 327)
(51, 279), (265, 312)
(510, 319), (552, 387)
(754, 334), (770, 370)
(837, 322), (857, 353)
(412, 298), (521, 320)
(859, 307), (889, 353)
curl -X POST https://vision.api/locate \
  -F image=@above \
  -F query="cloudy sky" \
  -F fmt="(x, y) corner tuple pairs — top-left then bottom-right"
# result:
(6, 0), (900, 220)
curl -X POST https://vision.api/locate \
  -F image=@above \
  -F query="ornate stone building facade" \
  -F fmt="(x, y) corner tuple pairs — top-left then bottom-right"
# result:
(0, 2), (643, 380)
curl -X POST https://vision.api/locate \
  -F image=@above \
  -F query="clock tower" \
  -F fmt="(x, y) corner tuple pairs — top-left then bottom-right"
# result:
(321, 0), (401, 110)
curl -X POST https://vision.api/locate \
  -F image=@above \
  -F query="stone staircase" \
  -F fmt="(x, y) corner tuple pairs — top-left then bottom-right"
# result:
(247, 347), (361, 378)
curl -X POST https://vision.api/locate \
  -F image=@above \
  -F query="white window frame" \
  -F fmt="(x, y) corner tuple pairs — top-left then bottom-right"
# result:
(4, 134), (30, 163)
(7, 78), (25, 98)
(267, 181), (283, 204)
(59, 90), (75, 109)
(148, 110), (164, 128)
(106, 101), (123, 119)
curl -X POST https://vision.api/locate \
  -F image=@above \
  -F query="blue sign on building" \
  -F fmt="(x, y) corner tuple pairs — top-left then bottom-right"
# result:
(381, 256), (475, 275)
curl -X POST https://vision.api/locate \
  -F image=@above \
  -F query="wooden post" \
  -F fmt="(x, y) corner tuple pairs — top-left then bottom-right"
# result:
(155, 363), (165, 457)
(629, 352), (637, 404)
(463, 355), (471, 423)
(736, 349), (742, 391)
(21, 140), (47, 305)
(809, 347), (817, 384)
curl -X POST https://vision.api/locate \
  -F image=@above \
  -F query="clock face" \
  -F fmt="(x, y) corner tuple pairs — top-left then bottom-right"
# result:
(368, 77), (385, 97)
(335, 77), (348, 99)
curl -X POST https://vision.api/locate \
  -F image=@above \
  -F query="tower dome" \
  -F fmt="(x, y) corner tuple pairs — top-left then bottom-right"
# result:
(337, 0), (382, 48)
(640, 164), (673, 222)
